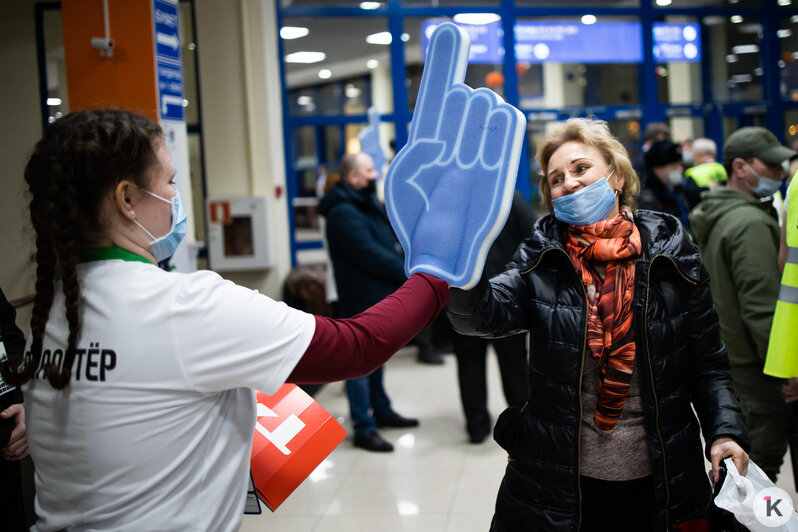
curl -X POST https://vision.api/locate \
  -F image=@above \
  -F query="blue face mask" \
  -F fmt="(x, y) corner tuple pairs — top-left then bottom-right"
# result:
(751, 175), (783, 199)
(552, 170), (619, 226)
(133, 187), (188, 262)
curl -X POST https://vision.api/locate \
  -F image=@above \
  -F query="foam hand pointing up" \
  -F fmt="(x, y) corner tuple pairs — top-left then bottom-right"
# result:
(384, 22), (526, 289)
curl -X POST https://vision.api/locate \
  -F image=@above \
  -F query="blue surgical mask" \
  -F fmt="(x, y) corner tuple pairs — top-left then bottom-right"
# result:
(752, 175), (782, 199)
(133, 187), (188, 261)
(552, 170), (619, 226)
(746, 163), (783, 199)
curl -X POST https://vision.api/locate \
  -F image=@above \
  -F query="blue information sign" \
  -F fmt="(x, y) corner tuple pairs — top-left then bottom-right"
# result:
(652, 22), (701, 63)
(157, 60), (184, 121)
(153, 0), (184, 121)
(421, 20), (702, 64)
(153, 0), (180, 64)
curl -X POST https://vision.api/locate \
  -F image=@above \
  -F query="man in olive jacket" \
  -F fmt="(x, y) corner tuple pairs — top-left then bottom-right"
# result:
(690, 127), (796, 480)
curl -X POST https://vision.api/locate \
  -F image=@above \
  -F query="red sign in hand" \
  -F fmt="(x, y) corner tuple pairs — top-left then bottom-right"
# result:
(250, 384), (346, 511)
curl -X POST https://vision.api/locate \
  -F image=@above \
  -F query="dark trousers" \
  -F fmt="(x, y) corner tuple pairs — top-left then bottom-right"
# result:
(1, 458), (25, 531)
(453, 332), (528, 439)
(731, 369), (793, 481)
(346, 366), (394, 436)
(580, 475), (655, 532)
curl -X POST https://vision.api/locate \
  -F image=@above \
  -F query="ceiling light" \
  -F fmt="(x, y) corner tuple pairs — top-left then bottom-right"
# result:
(778, 0), (792, 6)
(779, 29), (793, 38)
(318, 69), (332, 79)
(284, 51), (326, 63)
(366, 59), (379, 69)
(401, 33), (410, 42)
(725, 54), (739, 63)
(793, 15), (798, 23)
(280, 26), (309, 40)
(360, 1), (381, 8)
(452, 13), (500, 25)
(731, 44), (759, 54)
(46, 97), (62, 106)
(581, 14), (597, 25)
(366, 31), (392, 45)
(297, 95), (313, 106)
(730, 15), (743, 23)
(655, 0), (672, 5)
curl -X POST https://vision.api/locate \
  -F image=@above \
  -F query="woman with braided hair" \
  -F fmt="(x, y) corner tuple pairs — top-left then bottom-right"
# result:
(447, 118), (750, 531)
(0, 109), (449, 531)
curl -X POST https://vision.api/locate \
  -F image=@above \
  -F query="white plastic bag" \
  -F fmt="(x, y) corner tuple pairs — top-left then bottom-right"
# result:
(714, 457), (798, 532)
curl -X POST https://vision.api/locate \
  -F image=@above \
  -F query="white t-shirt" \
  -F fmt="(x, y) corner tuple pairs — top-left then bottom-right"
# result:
(23, 256), (315, 531)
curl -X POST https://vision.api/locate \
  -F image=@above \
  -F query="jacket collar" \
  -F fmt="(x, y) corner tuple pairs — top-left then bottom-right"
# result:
(519, 210), (702, 283)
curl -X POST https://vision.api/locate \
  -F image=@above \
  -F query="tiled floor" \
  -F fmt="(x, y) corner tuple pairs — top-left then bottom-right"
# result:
(241, 347), (798, 532)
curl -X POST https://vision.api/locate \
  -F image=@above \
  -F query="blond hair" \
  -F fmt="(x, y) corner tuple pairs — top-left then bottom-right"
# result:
(536, 118), (640, 213)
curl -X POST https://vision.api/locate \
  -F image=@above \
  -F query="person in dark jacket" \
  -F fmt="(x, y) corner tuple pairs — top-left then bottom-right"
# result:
(452, 191), (531, 444)
(1, 287), (30, 531)
(319, 152), (419, 452)
(447, 118), (749, 531)
(638, 140), (693, 227)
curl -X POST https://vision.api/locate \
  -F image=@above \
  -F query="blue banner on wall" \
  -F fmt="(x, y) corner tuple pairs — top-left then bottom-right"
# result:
(421, 20), (701, 64)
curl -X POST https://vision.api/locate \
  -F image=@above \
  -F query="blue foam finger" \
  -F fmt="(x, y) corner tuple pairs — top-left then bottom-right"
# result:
(358, 107), (387, 180)
(385, 22), (526, 289)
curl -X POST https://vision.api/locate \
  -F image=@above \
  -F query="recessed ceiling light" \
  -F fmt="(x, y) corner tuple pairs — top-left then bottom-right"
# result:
(280, 26), (309, 40)
(581, 14), (597, 25)
(778, 0), (792, 6)
(730, 15), (743, 23)
(367, 59), (379, 69)
(779, 29), (793, 38)
(318, 69), (332, 79)
(285, 51), (326, 63)
(655, 0), (672, 5)
(46, 97), (62, 106)
(366, 31), (392, 45)
(452, 13), (500, 25)
(360, 1), (381, 9)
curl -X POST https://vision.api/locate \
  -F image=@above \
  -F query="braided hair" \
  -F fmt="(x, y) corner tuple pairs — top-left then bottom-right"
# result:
(0, 109), (162, 389)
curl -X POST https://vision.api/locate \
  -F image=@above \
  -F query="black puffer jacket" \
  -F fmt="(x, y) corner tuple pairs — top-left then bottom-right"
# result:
(447, 209), (749, 531)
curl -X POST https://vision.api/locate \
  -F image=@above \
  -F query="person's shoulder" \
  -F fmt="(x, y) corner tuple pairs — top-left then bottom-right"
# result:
(635, 210), (703, 280)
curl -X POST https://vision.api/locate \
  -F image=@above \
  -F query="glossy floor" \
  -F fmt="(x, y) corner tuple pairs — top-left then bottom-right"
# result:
(240, 347), (798, 532)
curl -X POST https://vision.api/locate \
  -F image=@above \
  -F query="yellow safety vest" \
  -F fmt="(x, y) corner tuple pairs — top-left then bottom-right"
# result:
(764, 177), (798, 377)
(684, 161), (727, 188)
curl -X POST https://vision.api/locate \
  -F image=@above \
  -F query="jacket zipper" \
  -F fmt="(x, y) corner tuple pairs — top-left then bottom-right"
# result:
(521, 248), (588, 531)
(643, 255), (696, 530)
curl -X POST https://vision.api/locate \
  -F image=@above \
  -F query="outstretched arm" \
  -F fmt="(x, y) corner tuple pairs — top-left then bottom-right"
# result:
(288, 273), (448, 383)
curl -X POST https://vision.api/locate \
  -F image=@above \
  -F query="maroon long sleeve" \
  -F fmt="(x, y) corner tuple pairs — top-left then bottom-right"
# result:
(287, 273), (449, 384)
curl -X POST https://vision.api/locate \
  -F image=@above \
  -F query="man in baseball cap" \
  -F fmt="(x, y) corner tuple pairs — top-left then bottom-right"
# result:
(690, 127), (796, 481)
(723, 127), (797, 172)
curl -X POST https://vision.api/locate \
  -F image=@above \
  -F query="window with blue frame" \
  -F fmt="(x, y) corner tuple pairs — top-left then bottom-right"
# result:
(277, 0), (798, 265)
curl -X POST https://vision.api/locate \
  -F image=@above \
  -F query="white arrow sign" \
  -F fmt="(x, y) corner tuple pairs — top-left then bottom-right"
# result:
(157, 32), (179, 50)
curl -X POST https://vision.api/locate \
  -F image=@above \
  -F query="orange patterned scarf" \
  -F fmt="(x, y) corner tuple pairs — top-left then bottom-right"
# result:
(564, 210), (642, 434)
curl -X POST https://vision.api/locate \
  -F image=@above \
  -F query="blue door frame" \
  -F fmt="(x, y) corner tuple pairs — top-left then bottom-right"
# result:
(277, 0), (798, 266)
